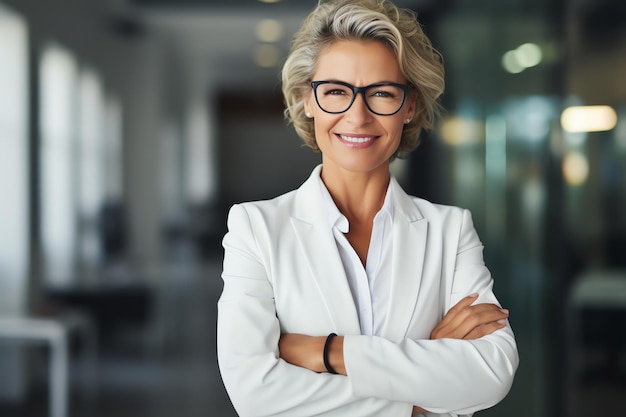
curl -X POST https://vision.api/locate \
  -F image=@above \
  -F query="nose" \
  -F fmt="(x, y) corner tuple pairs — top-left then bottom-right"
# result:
(345, 91), (373, 125)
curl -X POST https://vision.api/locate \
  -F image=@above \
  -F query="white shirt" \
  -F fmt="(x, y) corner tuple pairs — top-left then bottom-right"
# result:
(318, 176), (393, 336)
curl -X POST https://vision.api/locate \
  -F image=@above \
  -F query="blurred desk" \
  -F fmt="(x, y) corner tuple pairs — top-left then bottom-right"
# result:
(566, 269), (626, 417)
(0, 318), (68, 417)
(570, 269), (626, 309)
(46, 282), (154, 353)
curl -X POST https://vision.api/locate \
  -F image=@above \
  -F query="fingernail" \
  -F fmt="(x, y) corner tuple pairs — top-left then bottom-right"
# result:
(497, 319), (507, 325)
(500, 309), (509, 315)
(469, 293), (479, 298)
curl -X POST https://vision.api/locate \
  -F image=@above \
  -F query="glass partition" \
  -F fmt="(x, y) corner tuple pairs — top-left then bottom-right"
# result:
(40, 43), (78, 287)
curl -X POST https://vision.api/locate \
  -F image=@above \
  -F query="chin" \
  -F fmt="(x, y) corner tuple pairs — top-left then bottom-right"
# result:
(335, 157), (390, 174)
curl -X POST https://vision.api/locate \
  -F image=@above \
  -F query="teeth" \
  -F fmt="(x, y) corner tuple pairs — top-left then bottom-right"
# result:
(339, 135), (374, 143)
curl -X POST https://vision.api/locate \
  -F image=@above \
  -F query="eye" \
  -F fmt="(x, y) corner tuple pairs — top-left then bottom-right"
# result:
(367, 85), (404, 100)
(325, 88), (350, 96)
(371, 90), (394, 98)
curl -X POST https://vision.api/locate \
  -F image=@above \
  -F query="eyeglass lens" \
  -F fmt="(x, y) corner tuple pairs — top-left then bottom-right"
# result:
(314, 82), (406, 115)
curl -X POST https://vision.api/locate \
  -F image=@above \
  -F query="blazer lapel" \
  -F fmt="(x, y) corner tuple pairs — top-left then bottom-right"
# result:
(290, 166), (361, 334)
(381, 178), (428, 341)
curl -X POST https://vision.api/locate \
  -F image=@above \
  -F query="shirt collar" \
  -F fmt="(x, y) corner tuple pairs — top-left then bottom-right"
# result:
(316, 172), (394, 234)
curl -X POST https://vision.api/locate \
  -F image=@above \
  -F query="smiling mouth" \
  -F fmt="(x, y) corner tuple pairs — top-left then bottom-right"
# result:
(337, 134), (377, 143)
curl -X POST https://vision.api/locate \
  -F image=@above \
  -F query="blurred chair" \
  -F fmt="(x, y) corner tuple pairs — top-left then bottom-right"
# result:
(0, 317), (68, 417)
(0, 311), (98, 417)
(566, 268), (626, 416)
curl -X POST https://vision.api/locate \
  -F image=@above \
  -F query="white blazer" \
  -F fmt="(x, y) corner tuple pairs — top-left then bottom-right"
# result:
(218, 165), (518, 417)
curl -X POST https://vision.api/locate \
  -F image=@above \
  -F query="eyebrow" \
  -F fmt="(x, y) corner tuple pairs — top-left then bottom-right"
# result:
(318, 79), (407, 86)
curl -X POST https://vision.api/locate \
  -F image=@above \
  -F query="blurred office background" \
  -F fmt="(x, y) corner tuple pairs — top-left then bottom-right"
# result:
(0, 0), (624, 416)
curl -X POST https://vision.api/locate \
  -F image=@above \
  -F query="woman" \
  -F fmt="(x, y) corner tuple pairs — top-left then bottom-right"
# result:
(217, 1), (518, 416)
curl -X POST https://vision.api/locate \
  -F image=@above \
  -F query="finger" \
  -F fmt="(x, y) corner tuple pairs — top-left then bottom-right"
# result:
(449, 293), (480, 314)
(446, 306), (509, 338)
(437, 293), (479, 328)
(446, 305), (508, 338)
(464, 319), (507, 340)
(461, 305), (508, 326)
(432, 305), (508, 339)
(442, 303), (508, 338)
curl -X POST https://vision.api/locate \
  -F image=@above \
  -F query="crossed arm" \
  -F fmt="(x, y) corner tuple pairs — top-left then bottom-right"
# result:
(279, 293), (510, 416)
(219, 203), (518, 416)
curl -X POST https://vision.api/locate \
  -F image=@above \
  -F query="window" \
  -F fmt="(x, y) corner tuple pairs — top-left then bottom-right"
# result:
(0, 2), (29, 314)
(76, 67), (105, 273)
(104, 94), (123, 203)
(0, 3), (29, 398)
(39, 43), (78, 287)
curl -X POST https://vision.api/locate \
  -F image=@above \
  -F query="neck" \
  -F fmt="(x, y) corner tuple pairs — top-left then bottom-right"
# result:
(320, 164), (390, 222)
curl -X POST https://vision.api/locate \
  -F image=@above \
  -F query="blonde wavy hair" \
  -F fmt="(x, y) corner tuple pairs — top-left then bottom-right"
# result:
(281, 0), (445, 158)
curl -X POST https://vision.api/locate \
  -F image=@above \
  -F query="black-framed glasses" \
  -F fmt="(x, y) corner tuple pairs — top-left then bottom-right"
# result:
(311, 80), (409, 116)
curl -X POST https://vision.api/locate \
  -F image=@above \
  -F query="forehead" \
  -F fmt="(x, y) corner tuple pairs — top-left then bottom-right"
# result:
(313, 39), (405, 83)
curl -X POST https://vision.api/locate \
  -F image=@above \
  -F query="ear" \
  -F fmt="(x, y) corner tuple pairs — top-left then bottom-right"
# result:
(405, 89), (418, 121)
(303, 90), (314, 117)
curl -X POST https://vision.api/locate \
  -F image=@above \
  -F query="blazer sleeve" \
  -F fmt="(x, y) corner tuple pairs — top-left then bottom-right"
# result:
(217, 204), (412, 417)
(343, 209), (519, 415)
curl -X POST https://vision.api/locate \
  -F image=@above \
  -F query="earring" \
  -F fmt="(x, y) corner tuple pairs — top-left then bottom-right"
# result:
(306, 112), (312, 118)
(404, 118), (411, 124)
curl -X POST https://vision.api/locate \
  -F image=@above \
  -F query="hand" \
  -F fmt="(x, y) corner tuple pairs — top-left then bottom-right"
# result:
(411, 295), (508, 413)
(430, 293), (509, 340)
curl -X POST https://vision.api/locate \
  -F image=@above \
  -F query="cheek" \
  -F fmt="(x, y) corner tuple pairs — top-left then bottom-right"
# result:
(313, 114), (340, 134)
(388, 121), (405, 142)
(313, 119), (333, 145)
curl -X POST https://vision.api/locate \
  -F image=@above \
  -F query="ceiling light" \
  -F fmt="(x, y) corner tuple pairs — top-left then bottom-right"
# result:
(254, 44), (280, 68)
(502, 42), (543, 74)
(258, 0), (282, 3)
(561, 105), (617, 133)
(515, 43), (542, 68)
(502, 50), (525, 74)
(562, 151), (589, 186)
(256, 19), (283, 43)
(440, 117), (484, 146)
